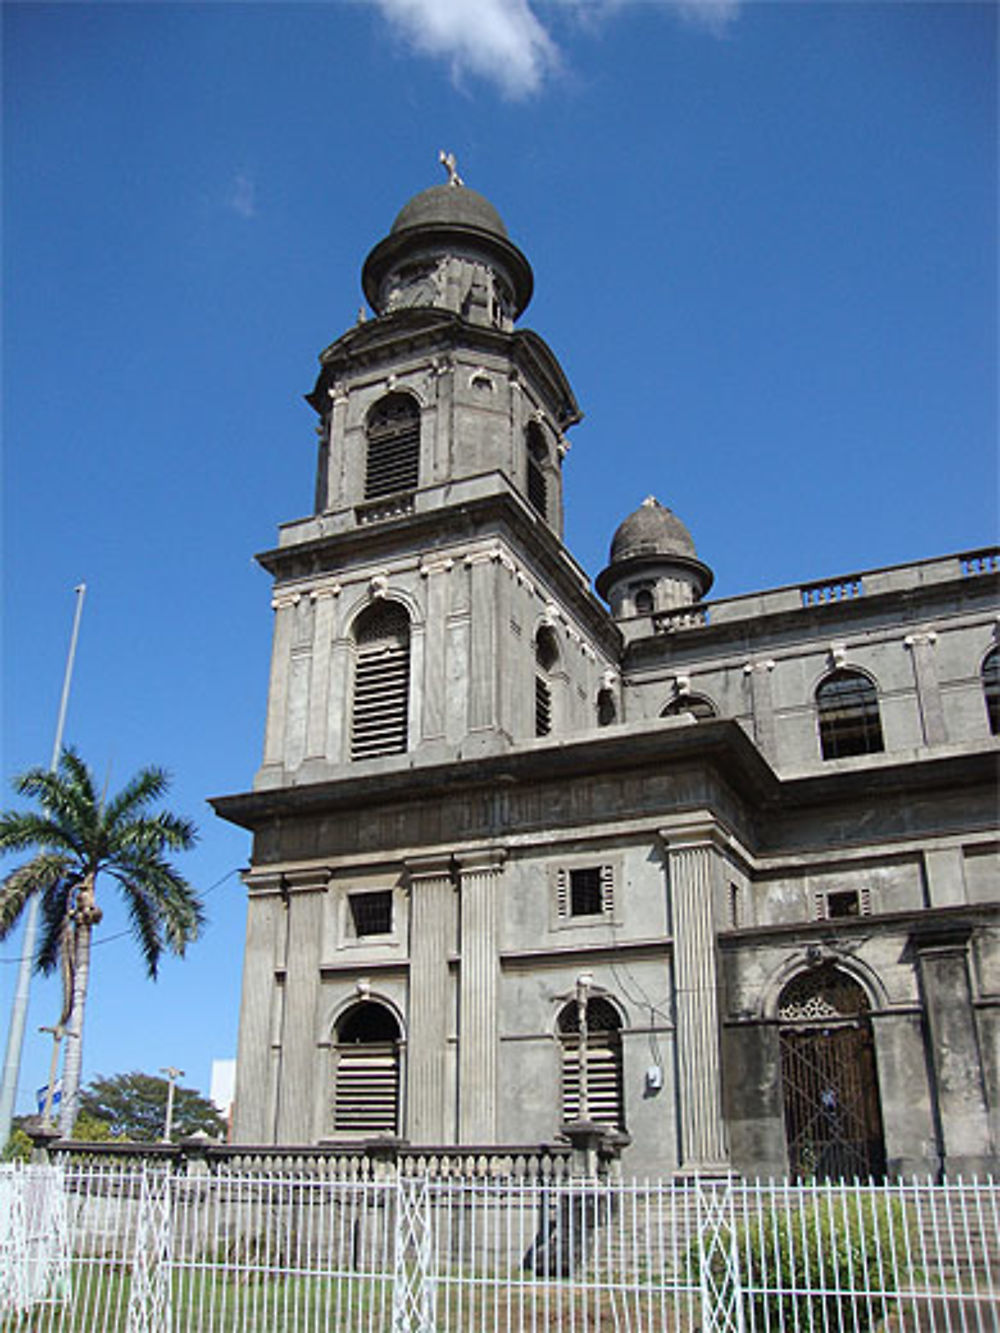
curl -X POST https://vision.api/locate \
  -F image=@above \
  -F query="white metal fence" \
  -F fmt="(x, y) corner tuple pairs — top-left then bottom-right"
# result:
(1, 1163), (997, 1332)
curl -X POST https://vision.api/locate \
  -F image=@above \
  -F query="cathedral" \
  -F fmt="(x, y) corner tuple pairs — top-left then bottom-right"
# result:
(213, 167), (998, 1180)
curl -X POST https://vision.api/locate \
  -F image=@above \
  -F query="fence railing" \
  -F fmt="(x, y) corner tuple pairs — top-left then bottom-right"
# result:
(2, 1164), (997, 1332)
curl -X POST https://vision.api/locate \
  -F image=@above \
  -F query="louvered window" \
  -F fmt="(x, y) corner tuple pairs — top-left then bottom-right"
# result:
(983, 648), (999, 735)
(559, 998), (624, 1130)
(351, 602), (410, 760)
(535, 677), (552, 736)
(349, 891), (393, 937)
(526, 422), (548, 519)
(816, 670), (884, 760)
(365, 394), (420, 500)
(333, 1003), (400, 1136)
(555, 864), (614, 919)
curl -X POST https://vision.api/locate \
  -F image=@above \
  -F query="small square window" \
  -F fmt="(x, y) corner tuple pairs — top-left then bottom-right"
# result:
(826, 890), (860, 919)
(570, 867), (604, 917)
(349, 891), (393, 937)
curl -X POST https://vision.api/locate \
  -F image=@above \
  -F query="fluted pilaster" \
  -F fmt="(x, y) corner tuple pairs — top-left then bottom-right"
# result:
(456, 848), (506, 1142)
(662, 828), (729, 1172)
(406, 854), (456, 1142)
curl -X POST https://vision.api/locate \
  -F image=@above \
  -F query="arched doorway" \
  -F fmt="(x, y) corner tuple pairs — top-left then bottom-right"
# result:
(332, 1001), (401, 1135)
(778, 964), (886, 1180)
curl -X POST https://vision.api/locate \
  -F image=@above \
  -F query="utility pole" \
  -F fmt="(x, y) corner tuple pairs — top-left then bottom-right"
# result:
(0, 583), (86, 1148)
(161, 1066), (184, 1142)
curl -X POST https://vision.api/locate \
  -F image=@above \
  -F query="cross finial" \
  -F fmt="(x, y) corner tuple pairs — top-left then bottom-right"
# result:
(439, 150), (464, 187)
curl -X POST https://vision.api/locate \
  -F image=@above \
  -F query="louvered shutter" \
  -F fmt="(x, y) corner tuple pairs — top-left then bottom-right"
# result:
(333, 1042), (399, 1134)
(365, 395), (420, 499)
(561, 1034), (623, 1129)
(351, 603), (410, 759)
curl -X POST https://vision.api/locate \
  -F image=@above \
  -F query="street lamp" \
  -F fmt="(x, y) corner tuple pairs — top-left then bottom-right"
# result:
(38, 1025), (64, 1128)
(575, 972), (593, 1122)
(160, 1066), (184, 1143)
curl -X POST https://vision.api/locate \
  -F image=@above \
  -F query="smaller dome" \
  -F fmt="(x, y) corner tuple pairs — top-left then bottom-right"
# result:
(391, 185), (509, 240)
(609, 497), (697, 565)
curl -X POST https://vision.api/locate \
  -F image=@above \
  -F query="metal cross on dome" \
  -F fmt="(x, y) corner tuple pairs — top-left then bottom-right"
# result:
(439, 149), (464, 187)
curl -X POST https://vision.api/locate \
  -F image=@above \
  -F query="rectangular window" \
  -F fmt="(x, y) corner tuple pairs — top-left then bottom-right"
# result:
(814, 887), (871, 920)
(555, 864), (615, 920)
(349, 890), (393, 937)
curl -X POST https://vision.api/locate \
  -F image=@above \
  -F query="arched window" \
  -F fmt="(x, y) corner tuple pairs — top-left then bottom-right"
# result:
(526, 422), (548, 519)
(365, 394), (420, 499)
(535, 626), (558, 737)
(333, 1002), (401, 1136)
(983, 647), (999, 735)
(777, 964), (885, 1181)
(351, 601), (410, 760)
(661, 695), (717, 721)
(634, 588), (654, 615)
(816, 669), (884, 760)
(558, 997), (624, 1130)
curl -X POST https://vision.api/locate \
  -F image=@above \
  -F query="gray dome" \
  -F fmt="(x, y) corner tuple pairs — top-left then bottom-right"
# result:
(391, 185), (509, 240)
(609, 497), (697, 564)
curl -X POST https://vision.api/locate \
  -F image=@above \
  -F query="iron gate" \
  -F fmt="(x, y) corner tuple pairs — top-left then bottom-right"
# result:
(779, 1022), (886, 1181)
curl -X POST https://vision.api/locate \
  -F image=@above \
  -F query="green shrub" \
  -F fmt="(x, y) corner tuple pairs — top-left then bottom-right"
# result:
(696, 1193), (911, 1333)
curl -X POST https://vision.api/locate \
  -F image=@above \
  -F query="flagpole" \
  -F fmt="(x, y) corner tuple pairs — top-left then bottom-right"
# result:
(0, 583), (86, 1147)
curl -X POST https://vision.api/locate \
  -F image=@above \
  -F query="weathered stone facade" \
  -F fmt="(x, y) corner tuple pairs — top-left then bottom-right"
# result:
(213, 176), (998, 1180)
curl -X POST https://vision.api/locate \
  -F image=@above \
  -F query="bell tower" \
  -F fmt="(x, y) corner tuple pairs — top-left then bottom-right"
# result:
(254, 160), (619, 789)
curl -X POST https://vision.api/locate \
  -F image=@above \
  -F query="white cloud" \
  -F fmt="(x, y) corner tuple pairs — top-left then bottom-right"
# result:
(226, 172), (257, 220)
(374, 0), (558, 98)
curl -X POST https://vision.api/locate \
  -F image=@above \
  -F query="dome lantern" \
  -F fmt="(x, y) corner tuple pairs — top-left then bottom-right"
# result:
(596, 497), (713, 621)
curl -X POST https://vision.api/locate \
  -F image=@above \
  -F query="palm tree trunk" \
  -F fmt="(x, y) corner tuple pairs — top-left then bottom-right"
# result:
(58, 877), (99, 1137)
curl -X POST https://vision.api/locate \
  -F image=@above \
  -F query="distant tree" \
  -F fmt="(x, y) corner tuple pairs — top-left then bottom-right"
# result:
(78, 1071), (226, 1142)
(0, 747), (201, 1135)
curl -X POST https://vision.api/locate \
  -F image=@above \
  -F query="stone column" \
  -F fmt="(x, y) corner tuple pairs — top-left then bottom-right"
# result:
(274, 870), (327, 1144)
(405, 854), (456, 1143)
(661, 826), (730, 1173)
(419, 563), (450, 742)
(744, 660), (777, 761)
(466, 554), (496, 734)
(456, 848), (506, 1143)
(905, 632), (948, 745)
(912, 923), (995, 1176)
(306, 588), (337, 760)
(323, 383), (349, 511)
(262, 597), (297, 769)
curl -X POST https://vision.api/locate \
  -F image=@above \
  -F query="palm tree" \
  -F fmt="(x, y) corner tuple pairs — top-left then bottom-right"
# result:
(0, 748), (200, 1136)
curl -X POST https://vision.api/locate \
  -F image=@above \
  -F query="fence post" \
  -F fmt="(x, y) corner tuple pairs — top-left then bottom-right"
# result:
(392, 1173), (435, 1333)
(126, 1167), (173, 1333)
(695, 1175), (744, 1333)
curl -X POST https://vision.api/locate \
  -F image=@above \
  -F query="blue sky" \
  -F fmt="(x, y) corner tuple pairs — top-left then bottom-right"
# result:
(2, 1), (996, 1114)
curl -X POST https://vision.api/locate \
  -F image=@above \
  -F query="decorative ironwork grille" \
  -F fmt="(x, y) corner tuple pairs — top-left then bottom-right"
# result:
(778, 966), (885, 1181)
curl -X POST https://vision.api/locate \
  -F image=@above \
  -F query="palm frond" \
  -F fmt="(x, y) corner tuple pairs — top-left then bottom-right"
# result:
(0, 811), (83, 857)
(13, 753), (100, 849)
(0, 854), (72, 939)
(37, 881), (74, 975)
(110, 857), (204, 962)
(123, 887), (163, 978)
(101, 766), (171, 830)
(108, 811), (198, 857)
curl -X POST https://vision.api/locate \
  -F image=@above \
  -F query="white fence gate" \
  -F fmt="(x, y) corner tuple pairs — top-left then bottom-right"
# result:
(1, 1163), (997, 1332)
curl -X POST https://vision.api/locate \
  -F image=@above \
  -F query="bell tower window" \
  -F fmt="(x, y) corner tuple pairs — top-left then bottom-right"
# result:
(365, 394), (420, 500)
(351, 601), (411, 760)
(535, 626), (559, 737)
(526, 422), (548, 520)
